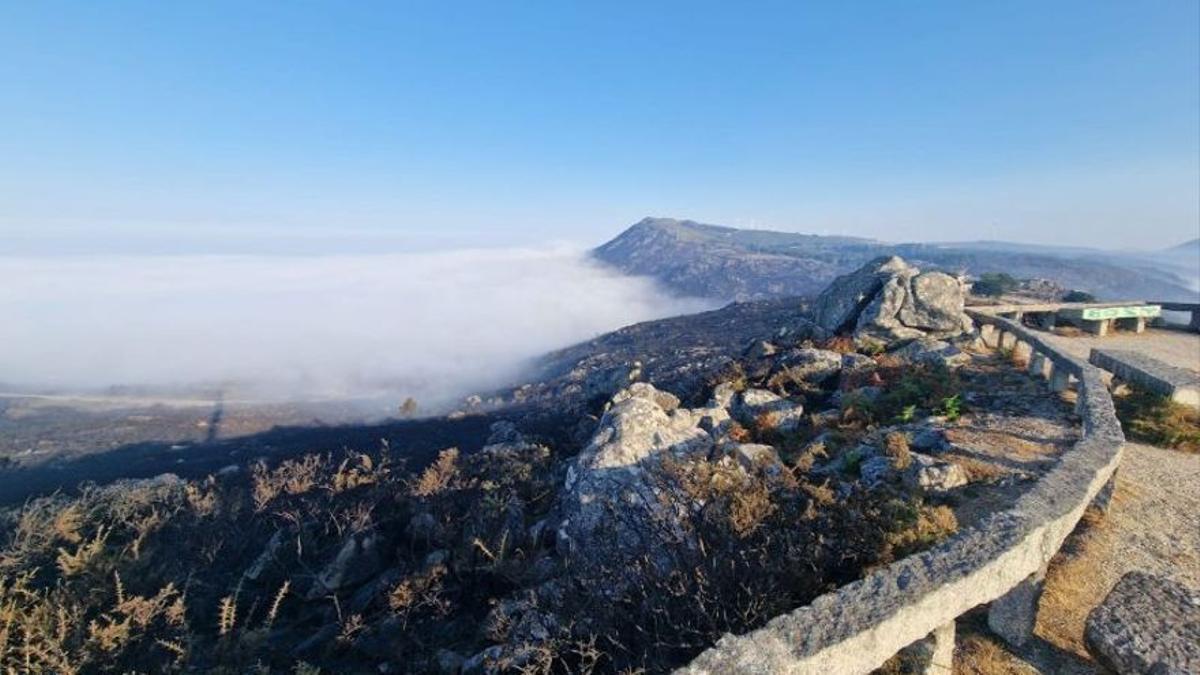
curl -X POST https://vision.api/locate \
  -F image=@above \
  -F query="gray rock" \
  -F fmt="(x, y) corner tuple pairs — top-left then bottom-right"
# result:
(710, 381), (738, 408)
(1085, 571), (1200, 675)
(909, 427), (949, 453)
(313, 530), (385, 595)
(779, 348), (844, 384)
(813, 256), (915, 333)
(244, 529), (285, 581)
(859, 455), (894, 487)
(732, 443), (781, 471)
(812, 256), (972, 342)
(892, 338), (971, 369)
(435, 649), (466, 674)
(486, 420), (524, 445)
(899, 272), (971, 332)
(745, 340), (777, 359)
(462, 645), (504, 674)
(903, 453), (968, 492)
(734, 388), (806, 432)
(557, 383), (713, 568)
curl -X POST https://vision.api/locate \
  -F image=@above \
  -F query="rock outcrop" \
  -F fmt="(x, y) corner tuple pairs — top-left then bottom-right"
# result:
(812, 256), (973, 343)
(556, 383), (716, 570)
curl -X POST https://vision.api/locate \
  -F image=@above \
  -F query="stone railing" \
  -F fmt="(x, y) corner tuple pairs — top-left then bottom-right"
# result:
(678, 309), (1124, 674)
(1151, 301), (1200, 332)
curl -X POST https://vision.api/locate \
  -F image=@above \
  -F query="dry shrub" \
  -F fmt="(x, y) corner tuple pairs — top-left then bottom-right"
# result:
(947, 455), (1007, 483)
(726, 423), (752, 443)
(883, 432), (911, 470)
(388, 565), (450, 627)
(818, 335), (858, 354)
(411, 448), (460, 497)
(332, 452), (389, 493)
(885, 503), (958, 560)
(253, 455), (324, 511)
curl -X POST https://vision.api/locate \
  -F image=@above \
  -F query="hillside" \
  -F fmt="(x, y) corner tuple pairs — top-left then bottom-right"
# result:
(593, 217), (1198, 302)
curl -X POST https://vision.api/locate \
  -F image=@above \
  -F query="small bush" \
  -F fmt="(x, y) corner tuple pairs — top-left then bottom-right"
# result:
(971, 273), (1019, 298)
(1062, 290), (1095, 303)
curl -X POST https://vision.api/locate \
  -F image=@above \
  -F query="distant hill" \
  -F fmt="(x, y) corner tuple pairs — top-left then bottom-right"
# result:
(1165, 238), (1200, 254)
(593, 217), (1199, 302)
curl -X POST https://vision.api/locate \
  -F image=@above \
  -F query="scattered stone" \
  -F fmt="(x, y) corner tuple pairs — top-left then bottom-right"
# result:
(909, 427), (949, 453)
(778, 348), (844, 384)
(732, 443), (781, 471)
(486, 420), (525, 445)
(312, 529), (385, 595)
(745, 340), (777, 359)
(1085, 571), (1200, 675)
(892, 338), (971, 368)
(710, 381), (738, 408)
(462, 645), (504, 674)
(859, 455), (894, 487)
(435, 649), (466, 674)
(244, 529), (286, 581)
(734, 388), (805, 432)
(903, 453), (968, 492)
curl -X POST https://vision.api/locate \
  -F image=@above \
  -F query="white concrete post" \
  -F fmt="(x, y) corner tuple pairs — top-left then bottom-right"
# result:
(1013, 340), (1032, 363)
(1049, 365), (1071, 393)
(924, 621), (956, 675)
(1027, 352), (1048, 379)
(980, 324), (998, 348)
(988, 566), (1047, 647)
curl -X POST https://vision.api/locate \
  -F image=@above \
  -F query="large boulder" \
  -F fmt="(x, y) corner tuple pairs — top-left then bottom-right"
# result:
(557, 383), (714, 570)
(813, 257), (972, 342)
(813, 256), (916, 333)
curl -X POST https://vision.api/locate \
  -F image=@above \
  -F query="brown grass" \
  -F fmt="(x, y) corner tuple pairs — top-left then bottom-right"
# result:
(1114, 387), (1200, 453)
(954, 632), (1031, 675)
(1034, 506), (1115, 659)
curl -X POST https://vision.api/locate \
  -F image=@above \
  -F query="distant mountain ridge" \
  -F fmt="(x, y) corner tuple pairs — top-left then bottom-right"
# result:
(593, 217), (1199, 302)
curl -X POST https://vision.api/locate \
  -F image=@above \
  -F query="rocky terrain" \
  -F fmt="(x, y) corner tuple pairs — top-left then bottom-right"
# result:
(593, 217), (1199, 302)
(0, 257), (1083, 673)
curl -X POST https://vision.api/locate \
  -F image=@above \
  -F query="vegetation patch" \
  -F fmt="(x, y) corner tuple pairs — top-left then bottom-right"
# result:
(1114, 387), (1200, 453)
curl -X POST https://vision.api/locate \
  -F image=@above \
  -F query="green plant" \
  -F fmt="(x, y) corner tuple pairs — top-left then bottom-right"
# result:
(896, 404), (917, 423)
(939, 394), (963, 422)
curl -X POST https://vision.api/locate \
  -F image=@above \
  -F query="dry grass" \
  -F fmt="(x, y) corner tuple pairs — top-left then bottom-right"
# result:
(1034, 506), (1115, 659)
(954, 632), (1032, 675)
(946, 455), (1008, 483)
(1114, 387), (1200, 453)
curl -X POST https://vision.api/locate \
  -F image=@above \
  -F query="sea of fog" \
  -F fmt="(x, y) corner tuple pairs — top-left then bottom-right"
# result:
(0, 248), (714, 409)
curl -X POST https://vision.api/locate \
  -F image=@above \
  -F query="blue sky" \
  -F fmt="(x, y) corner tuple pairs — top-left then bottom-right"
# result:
(2, 1), (1197, 251)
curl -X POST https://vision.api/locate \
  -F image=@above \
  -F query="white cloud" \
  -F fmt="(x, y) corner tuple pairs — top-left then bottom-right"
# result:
(0, 249), (713, 408)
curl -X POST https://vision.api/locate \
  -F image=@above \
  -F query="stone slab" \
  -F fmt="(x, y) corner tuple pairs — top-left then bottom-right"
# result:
(1084, 571), (1200, 675)
(1089, 349), (1200, 408)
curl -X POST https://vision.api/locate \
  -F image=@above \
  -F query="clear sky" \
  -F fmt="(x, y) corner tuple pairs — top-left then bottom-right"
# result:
(2, 1), (1197, 252)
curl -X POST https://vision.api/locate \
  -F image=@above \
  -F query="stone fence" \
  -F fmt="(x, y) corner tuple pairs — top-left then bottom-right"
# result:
(678, 309), (1125, 674)
(1151, 301), (1200, 332)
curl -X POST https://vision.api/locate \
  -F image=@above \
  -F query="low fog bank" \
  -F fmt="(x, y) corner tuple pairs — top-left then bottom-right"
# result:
(0, 248), (715, 411)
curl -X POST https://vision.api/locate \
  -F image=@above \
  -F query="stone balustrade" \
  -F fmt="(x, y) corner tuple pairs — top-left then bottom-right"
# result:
(677, 309), (1124, 675)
